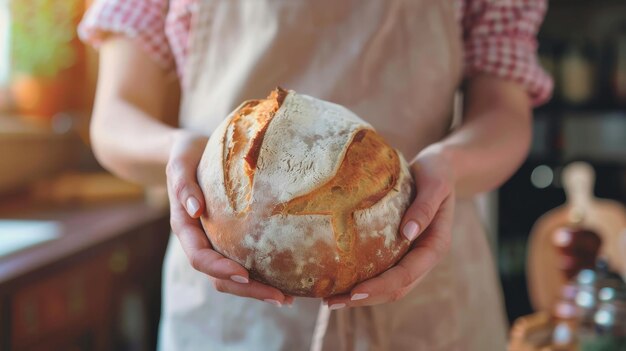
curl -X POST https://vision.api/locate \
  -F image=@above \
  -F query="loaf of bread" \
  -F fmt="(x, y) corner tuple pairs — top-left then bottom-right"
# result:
(197, 88), (415, 297)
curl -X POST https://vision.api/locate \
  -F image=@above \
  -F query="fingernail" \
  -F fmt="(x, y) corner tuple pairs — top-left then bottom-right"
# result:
(403, 221), (420, 241)
(351, 293), (369, 301)
(329, 303), (346, 310)
(186, 197), (200, 216)
(264, 299), (282, 307)
(230, 275), (249, 284)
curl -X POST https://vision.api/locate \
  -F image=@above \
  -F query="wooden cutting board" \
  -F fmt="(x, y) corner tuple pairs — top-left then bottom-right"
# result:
(526, 162), (626, 312)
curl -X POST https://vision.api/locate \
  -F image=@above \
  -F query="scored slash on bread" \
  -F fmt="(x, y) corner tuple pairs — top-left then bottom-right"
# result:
(272, 129), (400, 294)
(223, 88), (288, 213)
(198, 88), (414, 297)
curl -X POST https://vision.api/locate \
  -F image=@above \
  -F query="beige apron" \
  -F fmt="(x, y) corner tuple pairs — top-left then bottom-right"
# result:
(159, 1), (507, 350)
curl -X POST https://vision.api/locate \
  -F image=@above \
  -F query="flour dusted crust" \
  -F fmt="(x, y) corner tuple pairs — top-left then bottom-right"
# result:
(198, 88), (414, 297)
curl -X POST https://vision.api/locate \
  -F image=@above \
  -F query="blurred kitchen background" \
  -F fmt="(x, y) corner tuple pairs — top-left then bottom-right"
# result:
(0, 1), (170, 350)
(498, 0), (626, 322)
(0, 0), (625, 350)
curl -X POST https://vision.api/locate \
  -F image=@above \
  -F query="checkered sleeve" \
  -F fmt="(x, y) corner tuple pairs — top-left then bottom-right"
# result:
(462, 0), (553, 106)
(78, 0), (173, 70)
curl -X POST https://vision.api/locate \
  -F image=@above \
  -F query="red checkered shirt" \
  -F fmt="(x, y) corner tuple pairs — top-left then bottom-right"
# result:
(79, 0), (553, 105)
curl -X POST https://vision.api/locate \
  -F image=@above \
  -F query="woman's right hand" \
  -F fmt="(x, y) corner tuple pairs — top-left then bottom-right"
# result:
(166, 130), (293, 307)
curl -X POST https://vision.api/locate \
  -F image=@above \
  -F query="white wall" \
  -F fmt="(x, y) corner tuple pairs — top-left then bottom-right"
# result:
(0, 0), (10, 86)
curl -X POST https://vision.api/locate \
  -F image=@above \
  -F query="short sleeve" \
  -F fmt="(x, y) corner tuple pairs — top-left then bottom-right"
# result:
(78, 0), (174, 70)
(462, 0), (554, 106)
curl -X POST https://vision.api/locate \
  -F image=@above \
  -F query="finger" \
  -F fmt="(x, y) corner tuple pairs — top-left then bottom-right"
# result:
(324, 293), (351, 310)
(169, 194), (249, 281)
(324, 286), (413, 308)
(340, 195), (455, 307)
(401, 165), (450, 241)
(213, 278), (289, 306)
(325, 288), (413, 309)
(166, 157), (205, 218)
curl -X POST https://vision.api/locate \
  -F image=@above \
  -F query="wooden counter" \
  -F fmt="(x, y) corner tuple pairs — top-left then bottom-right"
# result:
(0, 201), (170, 351)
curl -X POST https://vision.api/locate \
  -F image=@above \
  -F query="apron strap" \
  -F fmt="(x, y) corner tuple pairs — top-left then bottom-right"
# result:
(310, 303), (331, 351)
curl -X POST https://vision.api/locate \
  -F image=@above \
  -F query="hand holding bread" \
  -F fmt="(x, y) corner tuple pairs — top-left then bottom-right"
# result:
(324, 149), (455, 308)
(196, 88), (455, 306)
(166, 130), (293, 306)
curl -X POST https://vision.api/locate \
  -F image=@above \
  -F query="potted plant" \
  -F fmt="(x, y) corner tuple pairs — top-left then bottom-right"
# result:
(10, 0), (81, 119)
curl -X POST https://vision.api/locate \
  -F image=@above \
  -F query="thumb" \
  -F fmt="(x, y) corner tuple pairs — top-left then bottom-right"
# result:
(166, 132), (209, 218)
(400, 169), (450, 242)
(166, 158), (206, 218)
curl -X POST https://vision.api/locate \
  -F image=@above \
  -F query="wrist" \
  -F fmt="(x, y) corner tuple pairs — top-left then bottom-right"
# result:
(412, 143), (457, 188)
(170, 129), (209, 153)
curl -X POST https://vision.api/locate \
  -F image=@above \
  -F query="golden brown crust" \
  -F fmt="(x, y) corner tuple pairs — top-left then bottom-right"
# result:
(272, 129), (400, 295)
(223, 88), (288, 213)
(202, 88), (411, 298)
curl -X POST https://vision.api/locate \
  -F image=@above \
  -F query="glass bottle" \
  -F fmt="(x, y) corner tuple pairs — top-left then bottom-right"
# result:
(580, 285), (626, 350)
(560, 40), (596, 106)
(552, 282), (581, 349)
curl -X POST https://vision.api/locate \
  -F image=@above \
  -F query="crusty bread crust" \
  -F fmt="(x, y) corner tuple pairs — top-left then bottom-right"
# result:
(223, 88), (288, 213)
(198, 88), (414, 297)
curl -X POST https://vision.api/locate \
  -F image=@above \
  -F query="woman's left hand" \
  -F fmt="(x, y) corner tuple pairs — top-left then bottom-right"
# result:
(324, 147), (456, 309)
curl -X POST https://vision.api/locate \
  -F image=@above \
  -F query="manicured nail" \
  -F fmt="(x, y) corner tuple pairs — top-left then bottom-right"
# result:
(351, 293), (369, 301)
(403, 221), (420, 241)
(329, 303), (346, 310)
(186, 197), (200, 216)
(230, 275), (249, 284)
(264, 299), (282, 307)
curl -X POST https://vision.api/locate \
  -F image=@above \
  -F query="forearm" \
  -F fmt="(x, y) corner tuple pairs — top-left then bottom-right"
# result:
(91, 98), (176, 185)
(90, 35), (183, 186)
(421, 75), (533, 198)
